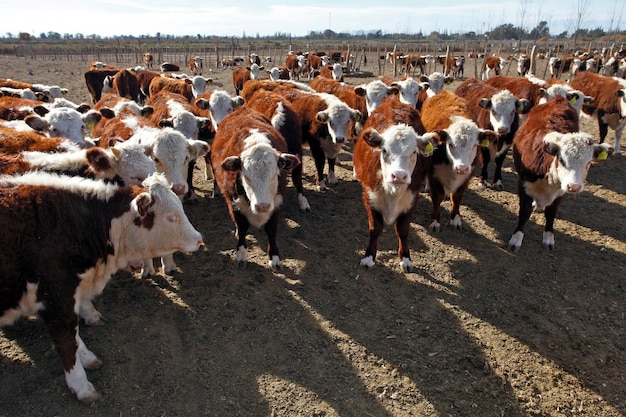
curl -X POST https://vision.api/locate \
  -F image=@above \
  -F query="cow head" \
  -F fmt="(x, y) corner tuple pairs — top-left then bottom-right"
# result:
(87, 142), (157, 185)
(543, 132), (614, 194)
(478, 90), (523, 136)
(316, 94), (362, 144)
(363, 80), (399, 115)
(195, 90), (244, 131)
(24, 107), (101, 148)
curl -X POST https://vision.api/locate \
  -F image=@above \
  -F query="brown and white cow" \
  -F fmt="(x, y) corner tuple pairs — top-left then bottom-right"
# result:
(232, 64), (263, 95)
(102, 68), (141, 103)
(420, 90), (498, 231)
(285, 53), (306, 80)
(160, 62), (180, 72)
(211, 106), (300, 269)
(507, 95), (613, 251)
(149, 75), (213, 103)
(399, 54), (428, 76)
(146, 90), (210, 141)
(308, 76), (367, 134)
(267, 65), (290, 81)
(188, 56), (203, 75)
(361, 79), (400, 115)
(244, 89), (310, 212)
(569, 71), (626, 154)
(353, 96), (436, 271)
(143, 52), (154, 69)
(0, 126), (82, 154)
(455, 77), (530, 190)
(380, 76), (430, 109)
(514, 54), (532, 76)
(318, 62), (344, 82)
(84, 68), (121, 103)
(0, 171), (202, 403)
(481, 55), (508, 80)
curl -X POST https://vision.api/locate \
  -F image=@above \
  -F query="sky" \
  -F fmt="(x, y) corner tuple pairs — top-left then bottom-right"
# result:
(5, 0), (624, 39)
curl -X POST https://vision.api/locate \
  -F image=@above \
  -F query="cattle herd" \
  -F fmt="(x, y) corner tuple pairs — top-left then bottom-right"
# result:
(0, 45), (624, 404)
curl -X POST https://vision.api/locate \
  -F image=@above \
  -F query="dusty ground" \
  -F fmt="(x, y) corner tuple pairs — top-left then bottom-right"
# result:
(0, 53), (625, 417)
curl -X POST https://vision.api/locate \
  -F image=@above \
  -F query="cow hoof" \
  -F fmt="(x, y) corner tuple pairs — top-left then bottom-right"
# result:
(360, 256), (375, 269)
(85, 317), (105, 327)
(400, 258), (413, 273)
(269, 256), (282, 270)
(492, 181), (504, 191)
(77, 390), (102, 405)
(84, 358), (103, 371)
(429, 220), (441, 232)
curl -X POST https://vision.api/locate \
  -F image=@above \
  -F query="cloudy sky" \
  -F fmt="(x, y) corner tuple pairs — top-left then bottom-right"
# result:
(5, 0), (624, 38)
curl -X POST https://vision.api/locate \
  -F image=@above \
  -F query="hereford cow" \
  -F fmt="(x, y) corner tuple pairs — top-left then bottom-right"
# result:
(455, 77), (530, 190)
(244, 89), (310, 212)
(319, 62), (344, 81)
(380, 76), (430, 108)
(102, 69), (140, 103)
(188, 56), (202, 75)
(267, 66), (290, 81)
(84, 69), (121, 103)
(0, 171), (202, 403)
(399, 54), (427, 76)
(485, 75), (547, 111)
(361, 79), (399, 115)
(353, 96), (436, 271)
(285, 53), (306, 80)
(482, 55), (508, 80)
(232, 64), (263, 95)
(0, 126), (82, 154)
(548, 56), (574, 78)
(160, 62), (180, 72)
(211, 106), (300, 269)
(148, 75), (212, 103)
(308, 76), (367, 134)
(507, 95), (613, 251)
(136, 69), (166, 103)
(146, 90), (210, 141)
(569, 71), (626, 154)
(420, 90), (498, 231)
(143, 52), (154, 69)
(514, 54), (532, 76)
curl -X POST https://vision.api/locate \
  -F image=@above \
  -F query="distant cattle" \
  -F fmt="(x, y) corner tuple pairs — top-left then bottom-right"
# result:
(0, 171), (202, 403)
(514, 54), (532, 76)
(160, 62), (181, 72)
(569, 71), (626, 154)
(481, 55), (508, 80)
(102, 69), (141, 103)
(508, 95), (612, 251)
(318, 62), (344, 82)
(285, 53), (306, 80)
(84, 69), (120, 103)
(421, 90), (498, 231)
(189, 56), (203, 75)
(0, 126), (81, 153)
(267, 66), (290, 81)
(210, 106), (300, 269)
(148, 75), (212, 103)
(353, 96), (435, 271)
(308, 76), (367, 135)
(232, 64), (263, 95)
(143, 52), (154, 69)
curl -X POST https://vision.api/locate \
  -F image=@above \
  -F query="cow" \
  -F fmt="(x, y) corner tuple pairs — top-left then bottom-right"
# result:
(3, 106), (102, 148)
(188, 56), (203, 75)
(420, 90), (498, 231)
(416, 72), (454, 110)
(318, 62), (344, 81)
(0, 126), (82, 154)
(485, 75), (547, 110)
(361, 79), (399, 115)
(380, 76), (430, 109)
(285, 53), (306, 80)
(455, 77), (530, 190)
(102, 69), (141, 103)
(148, 75), (212, 103)
(143, 52), (154, 69)
(244, 89), (310, 212)
(232, 64), (263, 95)
(0, 86), (42, 101)
(276, 88), (361, 191)
(0, 171), (202, 403)
(160, 62), (180, 72)
(84, 69), (121, 103)
(305, 53), (324, 79)
(146, 90), (210, 141)
(91, 96), (158, 146)
(536, 83), (592, 116)
(353, 96), (436, 271)
(399, 54), (427, 76)
(569, 71), (626, 154)
(514, 54), (532, 76)
(210, 106), (300, 269)
(507, 95), (613, 251)
(135, 69), (166, 103)
(482, 55), (508, 80)
(548, 56), (574, 78)
(308, 76), (367, 134)
(0, 142), (156, 186)
(267, 66), (290, 81)
(194, 89), (244, 132)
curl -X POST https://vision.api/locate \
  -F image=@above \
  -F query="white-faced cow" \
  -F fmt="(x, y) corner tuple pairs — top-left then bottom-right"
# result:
(189, 56), (203, 75)
(211, 106), (300, 269)
(508, 95), (613, 251)
(0, 171), (202, 403)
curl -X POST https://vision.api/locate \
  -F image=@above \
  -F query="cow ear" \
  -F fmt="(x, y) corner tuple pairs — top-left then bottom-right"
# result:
(159, 118), (174, 128)
(354, 86), (366, 97)
(24, 114), (49, 132)
(222, 156), (242, 171)
(389, 85), (400, 95)
(544, 141), (560, 156)
(86, 147), (112, 172)
(361, 128), (383, 148)
(351, 110), (362, 123)
(615, 90), (624, 98)
(479, 130), (498, 147)
(83, 110), (102, 127)
(33, 105), (49, 116)
(478, 98), (492, 109)
(135, 193), (154, 217)
(100, 107), (116, 119)
(141, 106), (154, 117)
(517, 99), (531, 114)
(316, 111), (329, 123)
(194, 98), (209, 110)
(278, 153), (301, 171)
(593, 144), (614, 161)
(234, 96), (245, 107)
(76, 103), (92, 113)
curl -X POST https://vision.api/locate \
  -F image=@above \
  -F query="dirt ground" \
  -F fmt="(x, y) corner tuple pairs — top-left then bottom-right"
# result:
(0, 53), (625, 417)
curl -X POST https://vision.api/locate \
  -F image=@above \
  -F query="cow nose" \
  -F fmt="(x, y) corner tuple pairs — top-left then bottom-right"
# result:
(455, 165), (470, 175)
(567, 183), (582, 193)
(255, 203), (271, 212)
(335, 137), (346, 144)
(391, 171), (409, 183)
(498, 126), (509, 135)
(172, 184), (186, 195)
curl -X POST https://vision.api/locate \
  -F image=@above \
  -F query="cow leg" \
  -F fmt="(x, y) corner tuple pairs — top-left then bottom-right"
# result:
(542, 196), (563, 250)
(394, 209), (416, 272)
(264, 211), (282, 270)
(290, 161), (311, 212)
(78, 300), (104, 326)
(326, 157), (337, 185)
(449, 182), (469, 230)
(597, 111), (609, 143)
(309, 141), (327, 191)
(508, 185), (534, 252)
(492, 137), (513, 191)
(478, 146), (491, 187)
(40, 306), (101, 403)
(161, 253), (177, 274)
(234, 212), (250, 267)
(361, 206), (384, 268)
(428, 179), (446, 232)
(184, 160), (199, 202)
(141, 258), (157, 277)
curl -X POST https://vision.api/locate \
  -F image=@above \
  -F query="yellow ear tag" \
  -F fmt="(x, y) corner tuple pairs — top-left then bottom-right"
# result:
(423, 143), (433, 154)
(355, 114), (361, 122)
(517, 104), (524, 112)
(569, 97), (577, 105)
(597, 149), (608, 160)
(87, 121), (95, 129)
(480, 139), (490, 147)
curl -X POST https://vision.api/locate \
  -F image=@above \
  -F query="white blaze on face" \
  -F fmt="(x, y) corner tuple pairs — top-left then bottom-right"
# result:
(426, 72), (445, 94)
(364, 80), (394, 114)
(393, 77), (420, 107)
(443, 116), (482, 175)
(317, 93), (357, 144)
(239, 131), (281, 218)
(250, 63), (262, 80)
(538, 84), (590, 115)
(209, 90), (241, 131)
(485, 89), (518, 136)
(377, 124), (419, 190)
(37, 107), (98, 147)
(331, 63), (343, 81)
(190, 75), (210, 97)
(544, 132), (597, 194)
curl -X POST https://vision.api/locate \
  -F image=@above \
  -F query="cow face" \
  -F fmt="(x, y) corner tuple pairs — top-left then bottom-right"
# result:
(190, 75), (212, 98)
(543, 132), (613, 194)
(221, 132), (299, 219)
(361, 124), (435, 192)
(88, 142), (157, 185)
(391, 77), (425, 108)
(363, 80), (399, 114)
(478, 90), (519, 136)
(197, 90), (244, 131)
(316, 95), (361, 144)
(440, 116), (496, 175)
(120, 172), (203, 266)
(24, 107), (101, 148)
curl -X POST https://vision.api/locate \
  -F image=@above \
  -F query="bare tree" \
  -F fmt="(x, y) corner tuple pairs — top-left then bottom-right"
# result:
(607, 0), (624, 40)
(518, 0), (530, 40)
(570, 0), (591, 47)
